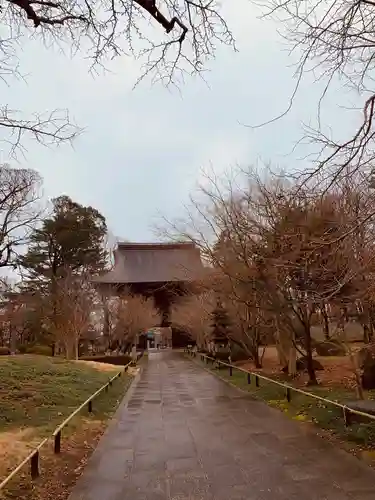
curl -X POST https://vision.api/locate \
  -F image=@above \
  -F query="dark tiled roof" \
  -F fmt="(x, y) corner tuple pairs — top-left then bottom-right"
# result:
(92, 242), (203, 284)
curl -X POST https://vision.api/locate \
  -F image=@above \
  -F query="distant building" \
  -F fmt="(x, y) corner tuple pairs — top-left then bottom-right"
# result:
(91, 241), (204, 347)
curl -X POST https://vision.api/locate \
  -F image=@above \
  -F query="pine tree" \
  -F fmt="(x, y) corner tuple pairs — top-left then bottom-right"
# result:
(20, 195), (108, 283)
(19, 196), (108, 354)
(210, 298), (230, 343)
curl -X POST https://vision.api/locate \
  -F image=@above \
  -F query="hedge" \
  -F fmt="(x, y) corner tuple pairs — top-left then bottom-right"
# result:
(79, 354), (132, 366)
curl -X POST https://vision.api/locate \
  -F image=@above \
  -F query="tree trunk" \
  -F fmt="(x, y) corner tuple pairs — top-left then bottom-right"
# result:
(363, 323), (370, 344)
(63, 342), (70, 359)
(321, 306), (330, 340)
(103, 301), (110, 349)
(369, 320), (374, 342)
(275, 342), (288, 366)
(51, 265), (58, 357)
(304, 324), (317, 385)
(10, 324), (17, 355)
(288, 345), (297, 377)
(253, 346), (262, 368)
(343, 306), (349, 322)
(274, 327), (289, 366)
(339, 314), (364, 399)
(344, 339), (364, 399)
(351, 352), (364, 400)
(369, 306), (375, 340)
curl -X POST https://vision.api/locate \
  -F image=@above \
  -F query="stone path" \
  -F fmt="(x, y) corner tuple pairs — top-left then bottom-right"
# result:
(69, 351), (375, 500)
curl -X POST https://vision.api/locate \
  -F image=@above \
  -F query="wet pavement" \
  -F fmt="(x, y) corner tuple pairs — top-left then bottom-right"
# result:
(69, 351), (375, 500)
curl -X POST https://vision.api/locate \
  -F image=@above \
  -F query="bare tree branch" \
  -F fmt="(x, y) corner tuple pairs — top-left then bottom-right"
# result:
(0, 107), (80, 157)
(3, 0), (235, 83)
(249, 0), (375, 188)
(0, 163), (42, 268)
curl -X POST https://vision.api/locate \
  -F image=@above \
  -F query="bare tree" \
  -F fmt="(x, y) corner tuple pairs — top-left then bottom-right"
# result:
(0, 164), (41, 268)
(0, 286), (45, 352)
(5, 293), (27, 353)
(101, 295), (117, 349)
(223, 283), (273, 368)
(112, 291), (159, 352)
(43, 271), (94, 359)
(253, 0), (375, 188)
(171, 291), (214, 349)
(164, 166), (375, 386)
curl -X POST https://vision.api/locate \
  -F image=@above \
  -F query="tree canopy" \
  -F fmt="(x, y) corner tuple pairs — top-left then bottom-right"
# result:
(20, 195), (108, 282)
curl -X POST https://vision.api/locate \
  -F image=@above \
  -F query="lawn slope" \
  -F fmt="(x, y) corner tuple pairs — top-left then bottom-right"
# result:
(0, 354), (131, 486)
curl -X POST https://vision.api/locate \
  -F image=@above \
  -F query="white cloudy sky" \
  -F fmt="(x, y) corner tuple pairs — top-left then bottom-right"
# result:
(2, 0), (363, 243)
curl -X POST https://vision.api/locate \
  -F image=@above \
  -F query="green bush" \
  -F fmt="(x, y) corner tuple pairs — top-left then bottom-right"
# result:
(230, 345), (250, 362)
(215, 351), (230, 362)
(198, 348), (210, 355)
(79, 355), (132, 366)
(0, 346), (10, 355)
(25, 345), (52, 356)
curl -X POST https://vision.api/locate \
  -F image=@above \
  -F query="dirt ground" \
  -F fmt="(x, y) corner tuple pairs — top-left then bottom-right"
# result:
(240, 345), (364, 390)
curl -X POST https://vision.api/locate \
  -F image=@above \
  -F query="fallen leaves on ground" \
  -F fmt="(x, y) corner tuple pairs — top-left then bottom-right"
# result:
(0, 421), (106, 500)
(239, 346), (360, 391)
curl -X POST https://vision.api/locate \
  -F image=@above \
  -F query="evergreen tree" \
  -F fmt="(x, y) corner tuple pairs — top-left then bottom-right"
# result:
(20, 195), (108, 282)
(210, 298), (231, 343)
(19, 196), (108, 354)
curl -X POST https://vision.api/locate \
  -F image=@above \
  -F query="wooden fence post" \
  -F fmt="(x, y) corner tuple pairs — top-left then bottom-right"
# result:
(30, 451), (39, 479)
(54, 431), (61, 454)
(343, 407), (352, 427)
(285, 387), (291, 403)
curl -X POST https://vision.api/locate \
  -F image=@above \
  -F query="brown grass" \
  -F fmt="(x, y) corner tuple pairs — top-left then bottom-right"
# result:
(0, 430), (41, 479)
(75, 359), (123, 372)
(0, 420), (106, 500)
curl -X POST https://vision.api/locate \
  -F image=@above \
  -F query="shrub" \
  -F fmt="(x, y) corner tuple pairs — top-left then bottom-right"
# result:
(357, 345), (375, 369)
(282, 356), (324, 373)
(230, 345), (249, 362)
(0, 346), (10, 355)
(315, 341), (346, 357)
(26, 345), (53, 356)
(79, 355), (132, 366)
(214, 351), (230, 362)
(198, 348), (210, 355)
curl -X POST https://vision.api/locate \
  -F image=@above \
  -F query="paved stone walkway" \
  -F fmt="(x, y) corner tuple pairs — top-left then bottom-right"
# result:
(69, 351), (375, 500)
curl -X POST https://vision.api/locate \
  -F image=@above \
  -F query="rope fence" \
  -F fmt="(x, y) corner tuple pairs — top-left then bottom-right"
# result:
(0, 357), (137, 491)
(187, 349), (375, 427)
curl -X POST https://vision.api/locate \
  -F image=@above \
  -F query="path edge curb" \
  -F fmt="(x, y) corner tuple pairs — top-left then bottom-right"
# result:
(104, 364), (143, 433)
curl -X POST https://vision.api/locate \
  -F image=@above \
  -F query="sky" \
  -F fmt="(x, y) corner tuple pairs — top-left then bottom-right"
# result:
(1, 0), (364, 244)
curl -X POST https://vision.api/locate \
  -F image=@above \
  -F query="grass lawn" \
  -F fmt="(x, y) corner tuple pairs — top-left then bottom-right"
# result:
(0, 354), (133, 497)
(192, 355), (375, 464)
